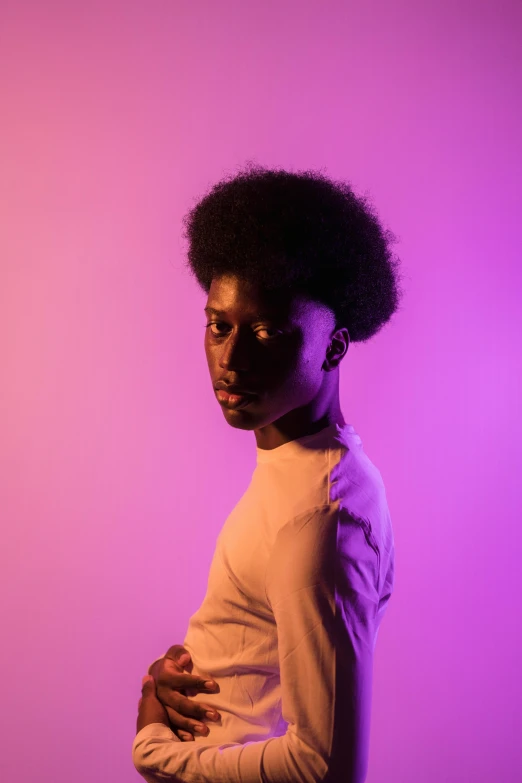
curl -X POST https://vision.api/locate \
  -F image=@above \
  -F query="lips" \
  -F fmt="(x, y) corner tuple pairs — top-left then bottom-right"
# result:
(216, 389), (256, 409)
(214, 382), (257, 396)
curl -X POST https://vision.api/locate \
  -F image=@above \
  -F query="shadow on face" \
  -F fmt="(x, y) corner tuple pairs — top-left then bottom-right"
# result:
(203, 275), (348, 445)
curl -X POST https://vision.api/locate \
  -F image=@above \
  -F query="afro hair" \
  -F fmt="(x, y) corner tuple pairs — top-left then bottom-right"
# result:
(182, 162), (404, 343)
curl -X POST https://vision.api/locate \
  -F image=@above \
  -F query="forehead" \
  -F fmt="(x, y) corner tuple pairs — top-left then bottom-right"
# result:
(206, 274), (313, 321)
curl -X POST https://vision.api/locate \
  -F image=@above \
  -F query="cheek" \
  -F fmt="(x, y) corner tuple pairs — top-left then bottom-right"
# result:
(268, 361), (316, 404)
(290, 349), (325, 395)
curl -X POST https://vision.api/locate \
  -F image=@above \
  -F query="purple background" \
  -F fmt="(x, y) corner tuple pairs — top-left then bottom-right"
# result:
(1, 1), (521, 781)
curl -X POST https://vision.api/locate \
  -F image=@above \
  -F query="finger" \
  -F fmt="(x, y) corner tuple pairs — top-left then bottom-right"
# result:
(177, 730), (195, 742)
(187, 674), (219, 692)
(156, 653), (218, 693)
(157, 685), (221, 722)
(165, 705), (210, 737)
(141, 676), (157, 697)
(165, 645), (192, 668)
(157, 669), (220, 695)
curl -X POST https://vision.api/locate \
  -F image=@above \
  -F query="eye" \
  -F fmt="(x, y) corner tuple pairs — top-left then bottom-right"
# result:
(205, 322), (227, 336)
(204, 323), (282, 340)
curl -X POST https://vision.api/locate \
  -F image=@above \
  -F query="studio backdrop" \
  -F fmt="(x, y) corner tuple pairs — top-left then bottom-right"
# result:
(1, 1), (521, 782)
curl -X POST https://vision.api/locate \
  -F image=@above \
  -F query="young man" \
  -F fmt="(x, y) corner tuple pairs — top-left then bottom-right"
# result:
(133, 163), (402, 783)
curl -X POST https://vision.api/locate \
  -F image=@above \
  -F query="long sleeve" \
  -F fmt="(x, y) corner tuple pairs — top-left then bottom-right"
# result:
(132, 503), (381, 783)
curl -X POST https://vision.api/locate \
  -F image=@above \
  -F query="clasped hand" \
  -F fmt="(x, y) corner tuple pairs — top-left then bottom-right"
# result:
(136, 645), (221, 741)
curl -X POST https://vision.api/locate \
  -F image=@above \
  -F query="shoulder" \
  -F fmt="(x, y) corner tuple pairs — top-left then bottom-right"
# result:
(271, 502), (382, 558)
(266, 503), (381, 605)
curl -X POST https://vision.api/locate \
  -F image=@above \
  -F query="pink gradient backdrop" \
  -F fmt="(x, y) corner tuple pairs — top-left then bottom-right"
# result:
(1, 1), (521, 781)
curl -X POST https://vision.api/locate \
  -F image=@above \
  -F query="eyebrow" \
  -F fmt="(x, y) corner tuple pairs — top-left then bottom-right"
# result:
(204, 306), (276, 320)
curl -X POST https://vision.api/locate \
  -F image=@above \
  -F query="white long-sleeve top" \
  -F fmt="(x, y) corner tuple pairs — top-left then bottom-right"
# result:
(132, 421), (395, 783)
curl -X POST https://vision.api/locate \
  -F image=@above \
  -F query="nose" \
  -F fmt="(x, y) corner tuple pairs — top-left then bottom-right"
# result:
(218, 329), (253, 373)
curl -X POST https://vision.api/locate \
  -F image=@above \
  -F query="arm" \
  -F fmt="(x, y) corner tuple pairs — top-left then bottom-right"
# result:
(132, 504), (380, 783)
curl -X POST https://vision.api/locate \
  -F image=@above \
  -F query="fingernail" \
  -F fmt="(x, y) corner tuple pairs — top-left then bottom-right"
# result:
(205, 711), (217, 719)
(194, 724), (206, 734)
(204, 680), (215, 688)
(179, 653), (190, 665)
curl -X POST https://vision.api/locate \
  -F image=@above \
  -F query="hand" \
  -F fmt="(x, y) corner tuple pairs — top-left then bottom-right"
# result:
(147, 645), (222, 741)
(137, 675), (170, 733)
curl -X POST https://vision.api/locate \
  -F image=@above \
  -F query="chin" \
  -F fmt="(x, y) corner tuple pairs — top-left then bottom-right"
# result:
(221, 411), (259, 431)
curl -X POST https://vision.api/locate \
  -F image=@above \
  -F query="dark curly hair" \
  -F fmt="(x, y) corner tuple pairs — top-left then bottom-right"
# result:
(182, 162), (405, 343)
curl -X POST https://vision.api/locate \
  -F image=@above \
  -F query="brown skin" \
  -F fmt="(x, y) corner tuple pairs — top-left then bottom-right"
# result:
(137, 675), (170, 732)
(137, 275), (350, 739)
(205, 274), (349, 448)
(137, 646), (222, 740)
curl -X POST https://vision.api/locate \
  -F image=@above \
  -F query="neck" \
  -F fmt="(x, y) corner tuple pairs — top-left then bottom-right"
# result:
(254, 402), (345, 451)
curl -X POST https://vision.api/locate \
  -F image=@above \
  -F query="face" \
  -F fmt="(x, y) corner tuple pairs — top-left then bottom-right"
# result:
(204, 274), (349, 448)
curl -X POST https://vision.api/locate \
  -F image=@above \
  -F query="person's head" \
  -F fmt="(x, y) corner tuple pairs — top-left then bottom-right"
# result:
(182, 163), (404, 446)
